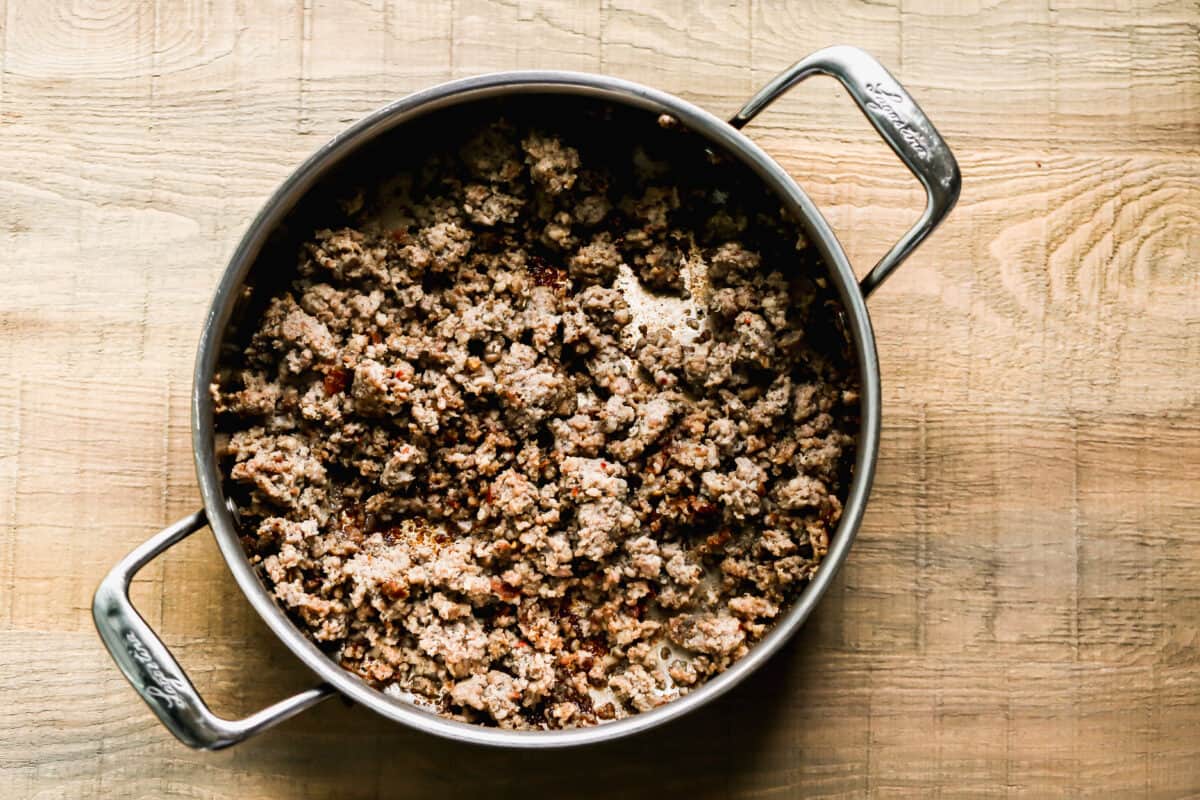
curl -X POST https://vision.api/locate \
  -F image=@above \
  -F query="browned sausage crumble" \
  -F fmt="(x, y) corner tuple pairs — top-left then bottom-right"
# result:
(213, 111), (858, 729)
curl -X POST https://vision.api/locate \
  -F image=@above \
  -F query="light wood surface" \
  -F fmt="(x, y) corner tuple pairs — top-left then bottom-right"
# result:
(2, 1), (1199, 797)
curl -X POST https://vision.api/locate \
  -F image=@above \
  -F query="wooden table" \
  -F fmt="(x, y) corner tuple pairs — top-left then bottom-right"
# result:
(2, 1), (1198, 797)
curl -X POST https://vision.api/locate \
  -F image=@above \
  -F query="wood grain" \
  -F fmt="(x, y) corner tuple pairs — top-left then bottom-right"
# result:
(1, 0), (1198, 797)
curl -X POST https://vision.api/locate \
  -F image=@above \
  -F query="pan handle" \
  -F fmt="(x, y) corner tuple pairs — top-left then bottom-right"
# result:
(731, 45), (961, 297)
(93, 510), (334, 750)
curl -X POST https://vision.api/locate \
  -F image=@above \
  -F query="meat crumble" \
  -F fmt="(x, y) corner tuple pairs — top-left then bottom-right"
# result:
(212, 109), (858, 729)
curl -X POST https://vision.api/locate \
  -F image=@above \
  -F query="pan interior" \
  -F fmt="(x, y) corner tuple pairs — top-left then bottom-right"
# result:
(195, 77), (878, 748)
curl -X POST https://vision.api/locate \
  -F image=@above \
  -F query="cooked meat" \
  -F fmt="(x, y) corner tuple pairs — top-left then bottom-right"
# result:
(213, 113), (857, 730)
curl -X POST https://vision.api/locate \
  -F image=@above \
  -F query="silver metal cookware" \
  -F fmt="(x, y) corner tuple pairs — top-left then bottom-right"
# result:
(94, 46), (960, 749)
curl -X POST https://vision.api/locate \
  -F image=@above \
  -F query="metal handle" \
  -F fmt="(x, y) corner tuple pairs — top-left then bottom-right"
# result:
(731, 45), (961, 297)
(92, 510), (334, 750)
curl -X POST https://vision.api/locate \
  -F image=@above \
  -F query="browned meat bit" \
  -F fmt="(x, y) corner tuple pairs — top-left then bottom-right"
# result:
(569, 233), (623, 286)
(630, 241), (686, 294)
(215, 111), (857, 732)
(300, 227), (389, 283)
(522, 132), (581, 195)
(222, 430), (327, 515)
(351, 359), (415, 416)
(701, 457), (769, 520)
(708, 241), (761, 284)
(666, 612), (746, 657)
(404, 221), (473, 272)
(211, 371), (280, 416)
(493, 342), (575, 434)
(576, 285), (631, 333)
(463, 183), (523, 227)
(635, 328), (685, 389)
(251, 295), (339, 374)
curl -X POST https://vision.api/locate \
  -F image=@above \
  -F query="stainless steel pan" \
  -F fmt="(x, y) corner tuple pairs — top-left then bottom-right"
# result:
(94, 46), (960, 750)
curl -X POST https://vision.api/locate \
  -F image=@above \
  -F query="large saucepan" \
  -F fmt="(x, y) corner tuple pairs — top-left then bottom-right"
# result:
(94, 46), (960, 749)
